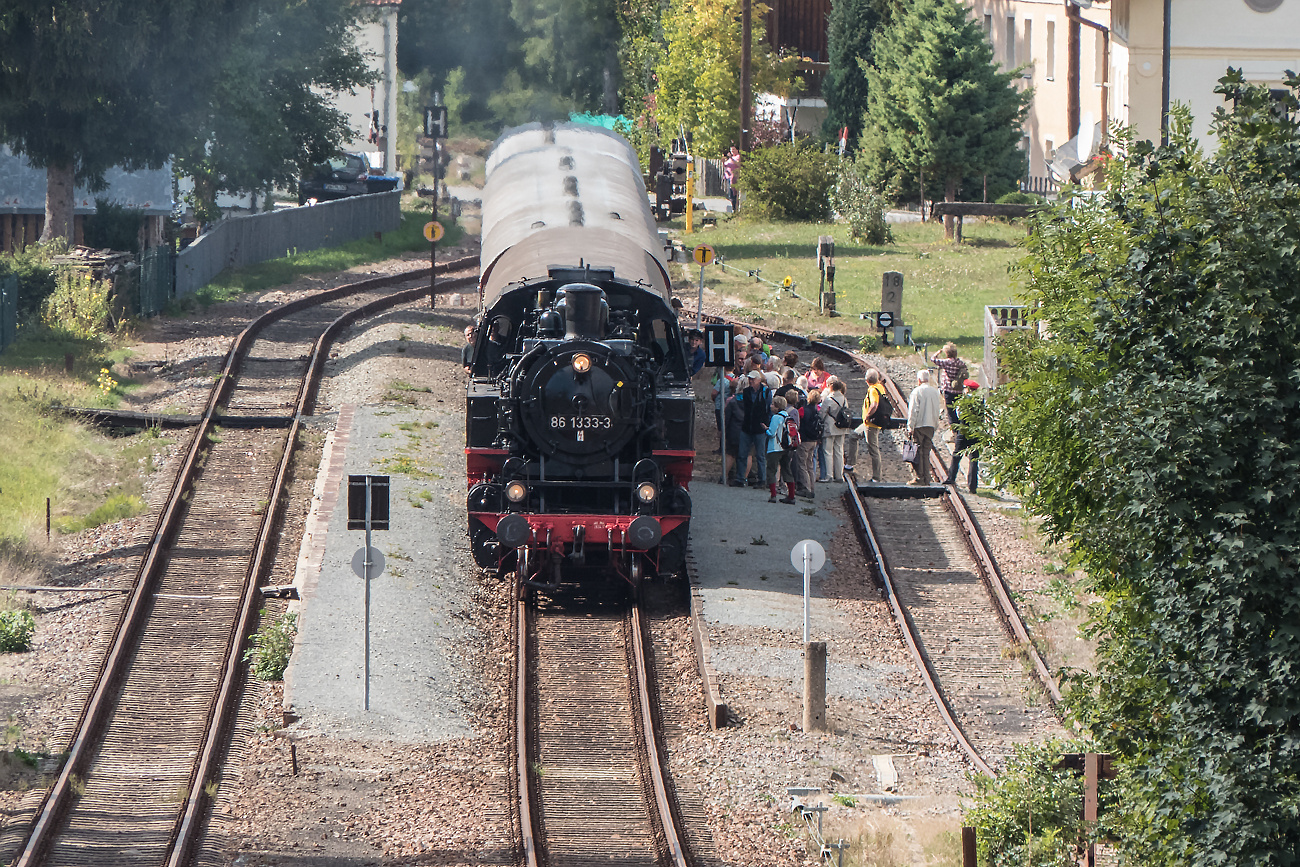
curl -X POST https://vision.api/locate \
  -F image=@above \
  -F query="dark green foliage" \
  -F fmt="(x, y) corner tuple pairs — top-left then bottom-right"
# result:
(244, 609), (297, 681)
(859, 0), (1028, 206)
(822, 0), (880, 153)
(0, 1), (252, 186)
(0, 609), (35, 653)
(981, 72), (1300, 864)
(965, 739), (1105, 866)
(173, 0), (372, 223)
(398, 0), (521, 128)
(994, 191), (1044, 206)
(82, 200), (143, 254)
(0, 246), (58, 316)
(738, 144), (836, 222)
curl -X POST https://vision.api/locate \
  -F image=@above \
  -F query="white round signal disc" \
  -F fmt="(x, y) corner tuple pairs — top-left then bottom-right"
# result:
(693, 244), (715, 266)
(424, 221), (445, 243)
(351, 546), (386, 579)
(790, 539), (826, 573)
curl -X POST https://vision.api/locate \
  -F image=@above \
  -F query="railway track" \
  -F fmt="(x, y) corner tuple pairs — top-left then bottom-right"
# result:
(845, 482), (1063, 773)
(514, 592), (689, 867)
(7, 258), (477, 867)
(686, 308), (1062, 772)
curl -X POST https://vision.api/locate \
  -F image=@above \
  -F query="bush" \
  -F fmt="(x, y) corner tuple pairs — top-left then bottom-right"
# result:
(0, 609), (36, 652)
(244, 609), (297, 681)
(964, 738), (1110, 866)
(738, 143), (837, 222)
(995, 191), (1046, 206)
(82, 199), (144, 253)
(0, 244), (59, 316)
(40, 271), (113, 339)
(832, 162), (893, 244)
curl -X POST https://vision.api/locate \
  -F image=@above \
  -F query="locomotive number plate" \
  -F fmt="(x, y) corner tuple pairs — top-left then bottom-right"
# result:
(550, 415), (612, 429)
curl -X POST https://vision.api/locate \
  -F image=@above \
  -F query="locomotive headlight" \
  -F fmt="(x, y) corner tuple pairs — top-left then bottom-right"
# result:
(506, 481), (528, 503)
(636, 482), (658, 504)
(571, 353), (592, 374)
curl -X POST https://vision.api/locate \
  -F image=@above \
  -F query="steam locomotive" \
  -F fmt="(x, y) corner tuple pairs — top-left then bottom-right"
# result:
(465, 124), (694, 595)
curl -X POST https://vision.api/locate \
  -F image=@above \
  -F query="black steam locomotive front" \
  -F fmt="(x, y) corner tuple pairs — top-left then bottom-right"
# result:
(465, 277), (694, 592)
(512, 285), (645, 470)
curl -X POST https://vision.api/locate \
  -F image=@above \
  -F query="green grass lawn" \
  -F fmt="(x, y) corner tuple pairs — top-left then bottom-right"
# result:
(667, 215), (1029, 360)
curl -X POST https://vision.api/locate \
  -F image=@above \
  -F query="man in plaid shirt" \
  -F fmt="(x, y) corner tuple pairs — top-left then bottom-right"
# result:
(930, 342), (968, 423)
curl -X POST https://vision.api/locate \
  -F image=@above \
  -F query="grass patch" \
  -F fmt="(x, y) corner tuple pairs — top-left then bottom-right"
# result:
(378, 455), (433, 478)
(667, 215), (1026, 359)
(182, 203), (462, 307)
(56, 494), (146, 534)
(0, 379), (162, 544)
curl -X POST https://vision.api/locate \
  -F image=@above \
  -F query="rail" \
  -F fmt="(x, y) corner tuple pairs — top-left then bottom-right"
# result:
(515, 598), (689, 867)
(13, 257), (477, 866)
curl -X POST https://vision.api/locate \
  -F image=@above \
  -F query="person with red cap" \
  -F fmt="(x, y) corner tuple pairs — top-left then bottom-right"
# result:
(944, 378), (983, 493)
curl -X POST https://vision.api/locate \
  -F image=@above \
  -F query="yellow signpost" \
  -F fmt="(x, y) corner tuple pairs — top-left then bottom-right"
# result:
(425, 221), (444, 306)
(692, 244), (715, 329)
(423, 221), (444, 243)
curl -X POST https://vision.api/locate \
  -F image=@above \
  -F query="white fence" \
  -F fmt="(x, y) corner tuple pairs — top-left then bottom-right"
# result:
(176, 191), (402, 296)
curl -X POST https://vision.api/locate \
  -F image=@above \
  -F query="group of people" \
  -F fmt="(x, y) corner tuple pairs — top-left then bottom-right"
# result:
(710, 335), (862, 504)
(711, 336), (984, 499)
(883, 342), (981, 490)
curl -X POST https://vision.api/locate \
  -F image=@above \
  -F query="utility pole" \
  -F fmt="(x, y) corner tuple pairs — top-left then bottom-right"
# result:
(740, 0), (752, 152)
(1067, 1), (1081, 141)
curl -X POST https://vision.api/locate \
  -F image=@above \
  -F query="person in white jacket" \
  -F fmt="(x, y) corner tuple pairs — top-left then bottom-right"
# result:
(906, 369), (944, 485)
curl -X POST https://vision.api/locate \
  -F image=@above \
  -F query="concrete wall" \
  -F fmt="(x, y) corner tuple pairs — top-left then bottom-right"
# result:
(176, 191), (402, 296)
(1124, 0), (1300, 145)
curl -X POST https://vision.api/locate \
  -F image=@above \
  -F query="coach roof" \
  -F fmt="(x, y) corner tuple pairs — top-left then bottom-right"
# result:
(479, 123), (670, 305)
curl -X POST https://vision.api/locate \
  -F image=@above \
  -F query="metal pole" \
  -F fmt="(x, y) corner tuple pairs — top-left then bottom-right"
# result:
(719, 379), (728, 484)
(364, 477), (372, 711)
(740, 0), (752, 152)
(803, 549), (811, 645)
(696, 264), (705, 331)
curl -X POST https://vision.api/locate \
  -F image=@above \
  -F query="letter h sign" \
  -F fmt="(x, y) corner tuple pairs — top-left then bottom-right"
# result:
(704, 324), (734, 367)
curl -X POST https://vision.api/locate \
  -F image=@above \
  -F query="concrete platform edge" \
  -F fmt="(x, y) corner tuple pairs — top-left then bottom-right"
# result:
(282, 404), (356, 724)
(686, 544), (728, 730)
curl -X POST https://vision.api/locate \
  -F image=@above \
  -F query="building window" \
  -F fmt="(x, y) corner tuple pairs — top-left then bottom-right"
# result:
(1006, 16), (1016, 66)
(1046, 20), (1056, 81)
(1112, 0), (1130, 41)
(984, 13), (993, 42)
(1022, 19), (1033, 77)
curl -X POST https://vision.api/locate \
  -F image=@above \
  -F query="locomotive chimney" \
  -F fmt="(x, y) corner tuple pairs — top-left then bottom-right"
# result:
(558, 283), (608, 340)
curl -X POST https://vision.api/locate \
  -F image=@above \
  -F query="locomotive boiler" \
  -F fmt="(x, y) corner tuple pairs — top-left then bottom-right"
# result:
(465, 123), (694, 595)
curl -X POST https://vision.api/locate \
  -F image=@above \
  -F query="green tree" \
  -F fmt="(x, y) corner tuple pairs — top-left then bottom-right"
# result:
(821, 0), (880, 154)
(0, 0), (253, 243)
(397, 0), (521, 131)
(655, 0), (793, 158)
(173, 0), (373, 224)
(858, 0), (1028, 238)
(512, 0), (621, 113)
(982, 73), (1300, 864)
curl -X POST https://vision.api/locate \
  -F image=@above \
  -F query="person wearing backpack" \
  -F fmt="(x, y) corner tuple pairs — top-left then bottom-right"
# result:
(795, 388), (823, 498)
(861, 369), (889, 483)
(820, 378), (852, 483)
(733, 370), (772, 487)
(764, 395), (798, 504)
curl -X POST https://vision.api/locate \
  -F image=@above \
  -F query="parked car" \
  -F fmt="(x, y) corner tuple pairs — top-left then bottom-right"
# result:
(299, 153), (370, 204)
